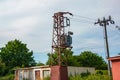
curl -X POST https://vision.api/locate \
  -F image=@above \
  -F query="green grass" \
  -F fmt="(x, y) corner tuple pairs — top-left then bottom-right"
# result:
(44, 76), (50, 80)
(0, 74), (14, 80)
(68, 70), (111, 80)
(69, 74), (111, 80)
(96, 70), (108, 75)
(0, 70), (110, 80)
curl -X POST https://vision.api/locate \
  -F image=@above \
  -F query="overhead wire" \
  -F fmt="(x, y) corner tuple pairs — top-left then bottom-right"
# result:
(69, 17), (94, 24)
(69, 14), (120, 32)
(68, 14), (100, 51)
(73, 14), (95, 21)
(69, 14), (120, 54)
(71, 14), (120, 33)
(68, 14), (95, 24)
(75, 46), (104, 51)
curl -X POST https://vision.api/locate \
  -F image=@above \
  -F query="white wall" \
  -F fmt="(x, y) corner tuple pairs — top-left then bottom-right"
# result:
(68, 66), (95, 76)
(15, 66), (95, 80)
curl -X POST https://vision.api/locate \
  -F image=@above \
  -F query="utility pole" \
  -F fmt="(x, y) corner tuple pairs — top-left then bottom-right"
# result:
(51, 12), (73, 66)
(95, 16), (115, 76)
(51, 12), (73, 80)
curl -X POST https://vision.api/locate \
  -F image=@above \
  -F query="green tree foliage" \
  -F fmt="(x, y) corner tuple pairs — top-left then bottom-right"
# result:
(46, 49), (79, 66)
(0, 39), (36, 71)
(76, 51), (107, 69)
(46, 50), (107, 70)
(36, 61), (44, 66)
(0, 57), (6, 76)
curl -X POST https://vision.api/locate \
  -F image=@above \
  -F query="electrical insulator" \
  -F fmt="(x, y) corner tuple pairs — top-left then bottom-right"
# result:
(110, 20), (115, 24)
(106, 22), (109, 25)
(109, 16), (111, 21)
(100, 23), (103, 26)
(98, 19), (100, 23)
(68, 31), (73, 35)
(66, 18), (70, 26)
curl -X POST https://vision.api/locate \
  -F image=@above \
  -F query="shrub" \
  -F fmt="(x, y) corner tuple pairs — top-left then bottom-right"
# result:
(0, 74), (14, 80)
(69, 74), (111, 80)
(96, 70), (103, 75)
(96, 70), (108, 75)
(80, 70), (91, 77)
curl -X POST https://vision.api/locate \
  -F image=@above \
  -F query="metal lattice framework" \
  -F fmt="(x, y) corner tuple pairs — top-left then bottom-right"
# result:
(51, 12), (73, 66)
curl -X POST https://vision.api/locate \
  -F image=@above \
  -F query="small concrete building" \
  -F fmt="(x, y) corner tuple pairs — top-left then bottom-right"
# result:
(14, 66), (95, 80)
(108, 56), (120, 80)
(14, 66), (50, 80)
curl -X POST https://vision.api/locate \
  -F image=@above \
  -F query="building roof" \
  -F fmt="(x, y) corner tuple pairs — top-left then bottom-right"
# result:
(15, 65), (50, 70)
(108, 56), (120, 61)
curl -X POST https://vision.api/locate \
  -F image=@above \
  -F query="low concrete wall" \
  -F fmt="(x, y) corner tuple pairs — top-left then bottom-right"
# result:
(68, 66), (95, 76)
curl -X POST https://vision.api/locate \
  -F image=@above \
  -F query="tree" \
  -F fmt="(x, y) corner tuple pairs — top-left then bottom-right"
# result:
(76, 51), (107, 70)
(36, 61), (44, 66)
(46, 49), (78, 66)
(0, 57), (6, 76)
(0, 39), (36, 70)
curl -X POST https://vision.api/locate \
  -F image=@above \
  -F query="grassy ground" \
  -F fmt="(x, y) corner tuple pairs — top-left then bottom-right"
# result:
(0, 74), (14, 80)
(0, 70), (111, 80)
(69, 74), (111, 80)
(69, 70), (112, 80)
(0, 74), (111, 80)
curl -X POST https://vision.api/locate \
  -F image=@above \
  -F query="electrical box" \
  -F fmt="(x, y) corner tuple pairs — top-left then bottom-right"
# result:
(65, 35), (72, 47)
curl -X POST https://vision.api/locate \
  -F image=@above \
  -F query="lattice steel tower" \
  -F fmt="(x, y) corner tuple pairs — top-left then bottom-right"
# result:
(51, 12), (73, 66)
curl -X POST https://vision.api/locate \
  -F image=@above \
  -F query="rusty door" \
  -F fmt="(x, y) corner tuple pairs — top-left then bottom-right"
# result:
(15, 70), (18, 80)
(35, 70), (41, 80)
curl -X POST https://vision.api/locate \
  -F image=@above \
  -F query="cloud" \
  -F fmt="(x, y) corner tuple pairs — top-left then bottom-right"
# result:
(10, 16), (39, 34)
(0, 0), (120, 63)
(0, 0), (58, 17)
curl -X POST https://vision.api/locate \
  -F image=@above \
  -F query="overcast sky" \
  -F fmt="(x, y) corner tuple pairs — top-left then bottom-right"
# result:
(0, 0), (120, 63)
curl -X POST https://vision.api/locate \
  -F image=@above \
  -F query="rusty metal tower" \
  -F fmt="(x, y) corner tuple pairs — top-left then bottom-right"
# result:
(51, 12), (73, 66)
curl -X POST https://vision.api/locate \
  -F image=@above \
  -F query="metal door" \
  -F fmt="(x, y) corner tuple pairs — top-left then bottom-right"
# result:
(35, 70), (40, 80)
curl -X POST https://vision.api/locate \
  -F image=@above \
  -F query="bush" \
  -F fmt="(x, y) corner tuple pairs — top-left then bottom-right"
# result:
(96, 70), (103, 75)
(96, 70), (108, 75)
(69, 74), (111, 80)
(0, 74), (14, 80)
(80, 70), (91, 77)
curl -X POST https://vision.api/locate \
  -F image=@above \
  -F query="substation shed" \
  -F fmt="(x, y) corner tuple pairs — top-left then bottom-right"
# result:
(14, 66), (50, 80)
(108, 56), (120, 80)
(14, 66), (95, 80)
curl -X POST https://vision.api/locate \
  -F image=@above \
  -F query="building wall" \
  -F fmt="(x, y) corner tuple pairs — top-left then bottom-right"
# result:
(50, 66), (68, 80)
(112, 60), (120, 80)
(14, 67), (50, 80)
(42, 67), (51, 78)
(33, 67), (50, 80)
(68, 66), (95, 76)
(15, 69), (34, 80)
(14, 66), (95, 80)
(14, 70), (18, 80)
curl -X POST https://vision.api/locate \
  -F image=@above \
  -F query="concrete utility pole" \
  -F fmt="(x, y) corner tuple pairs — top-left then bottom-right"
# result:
(94, 16), (115, 76)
